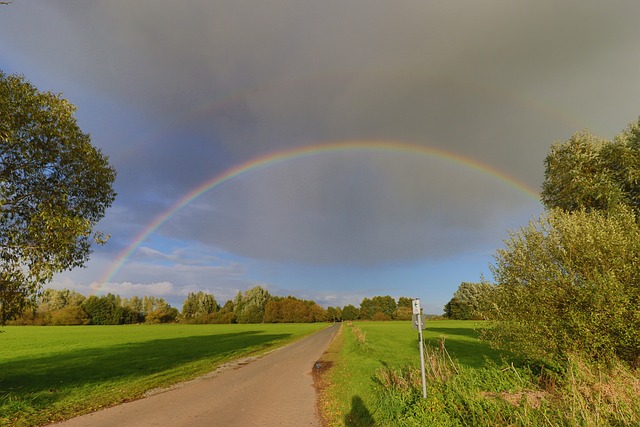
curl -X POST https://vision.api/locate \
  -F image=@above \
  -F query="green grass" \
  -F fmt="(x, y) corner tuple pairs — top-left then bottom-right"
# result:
(322, 320), (501, 426)
(323, 320), (640, 426)
(0, 323), (326, 426)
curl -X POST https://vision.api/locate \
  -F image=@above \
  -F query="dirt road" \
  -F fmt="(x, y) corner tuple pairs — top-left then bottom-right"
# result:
(53, 324), (338, 427)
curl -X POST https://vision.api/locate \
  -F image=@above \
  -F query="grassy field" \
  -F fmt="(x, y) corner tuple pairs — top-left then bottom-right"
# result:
(320, 320), (640, 427)
(319, 320), (501, 426)
(0, 323), (326, 426)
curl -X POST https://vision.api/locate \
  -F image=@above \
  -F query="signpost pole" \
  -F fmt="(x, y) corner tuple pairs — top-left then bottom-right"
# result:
(412, 299), (427, 399)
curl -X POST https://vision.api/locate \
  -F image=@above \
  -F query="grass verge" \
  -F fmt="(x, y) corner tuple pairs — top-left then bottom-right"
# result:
(319, 320), (640, 426)
(0, 323), (326, 426)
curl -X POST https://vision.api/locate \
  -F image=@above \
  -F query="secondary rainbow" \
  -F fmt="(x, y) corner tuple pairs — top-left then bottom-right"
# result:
(96, 140), (540, 289)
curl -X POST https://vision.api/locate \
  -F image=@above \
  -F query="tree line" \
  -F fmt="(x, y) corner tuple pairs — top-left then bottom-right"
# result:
(8, 286), (417, 326)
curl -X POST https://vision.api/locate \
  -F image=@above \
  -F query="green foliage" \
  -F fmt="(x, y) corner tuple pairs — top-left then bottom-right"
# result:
(326, 306), (342, 322)
(321, 321), (504, 427)
(50, 305), (90, 326)
(81, 294), (125, 325)
(487, 208), (640, 366)
(264, 297), (314, 323)
(322, 321), (640, 427)
(486, 118), (640, 368)
(542, 118), (640, 216)
(341, 304), (359, 321)
(359, 295), (396, 320)
(181, 291), (218, 321)
(444, 282), (493, 320)
(0, 71), (116, 323)
(233, 286), (272, 323)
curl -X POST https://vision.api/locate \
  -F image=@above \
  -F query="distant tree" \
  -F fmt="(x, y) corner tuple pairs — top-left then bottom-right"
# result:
(358, 298), (375, 320)
(0, 71), (116, 324)
(50, 305), (89, 325)
(38, 288), (86, 312)
(372, 295), (396, 319)
(444, 282), (493, 320)
(234, 286), (272, 323)
(143, 296), (177, 324)
(207, 299), (236, 324)
(182, 291), (218, 321)
(309, 302), (326, 322)
(81, 294), (123, 325)
(397, 297), (412, 309)
(326, 306), (342, 322)
(342, 304), (359, 321)
(359, 296), (396, 320)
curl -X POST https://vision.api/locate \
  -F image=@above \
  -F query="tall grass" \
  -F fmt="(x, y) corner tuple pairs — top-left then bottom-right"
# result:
(321, 321), (640, 426)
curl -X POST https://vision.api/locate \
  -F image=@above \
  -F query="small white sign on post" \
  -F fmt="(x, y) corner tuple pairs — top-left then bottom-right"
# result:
(412, 298), (427, 399)
(412, 298), (421, 315)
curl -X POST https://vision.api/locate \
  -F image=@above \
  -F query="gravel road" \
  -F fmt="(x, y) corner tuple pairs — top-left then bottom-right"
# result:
(52, 323), (338, 427)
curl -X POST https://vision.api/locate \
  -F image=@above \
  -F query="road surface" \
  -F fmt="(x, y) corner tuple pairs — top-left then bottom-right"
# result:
(53, 324), (338, 427)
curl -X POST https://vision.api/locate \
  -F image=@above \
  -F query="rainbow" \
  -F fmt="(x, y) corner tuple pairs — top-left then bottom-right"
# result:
(96, 140), (540, 288)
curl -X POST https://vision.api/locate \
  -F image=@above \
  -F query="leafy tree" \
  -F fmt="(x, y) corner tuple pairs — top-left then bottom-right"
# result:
(444, 282), (493, 320)
(0, 71), (116, 323)
(50, 305), (89, 325)
(372, 295), (396, 319)
(393, 296), (413, 320)
(326, 306), (342, 322)
(309, 302), (326, 322)
(359, 295), (396, 320)
(341, 304), (359, 321)
(234, 286), (272, 323)
(81, 294), (124, 325)
(264, 297), (314, 323)
(182, 291), (218, 321)
(486, 118), (640, 367)
(38, 288), (86, 312)
(541, 119), (640, 216)
(486, 208), (640, 366)
(397, 297), (412, 309)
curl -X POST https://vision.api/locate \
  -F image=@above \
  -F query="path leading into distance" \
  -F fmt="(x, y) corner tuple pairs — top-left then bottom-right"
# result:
(53, 324), (338, 427)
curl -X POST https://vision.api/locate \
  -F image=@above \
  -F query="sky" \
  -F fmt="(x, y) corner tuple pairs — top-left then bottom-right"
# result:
(2, 1), (640, 314)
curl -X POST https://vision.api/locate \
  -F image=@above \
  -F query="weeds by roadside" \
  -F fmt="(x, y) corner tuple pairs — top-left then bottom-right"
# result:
(373, 342), (640, 426)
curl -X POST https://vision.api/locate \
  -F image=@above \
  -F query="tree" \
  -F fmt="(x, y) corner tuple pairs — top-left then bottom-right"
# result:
(0, 71), (116, 323)
(142, 296), (177, 324)
(81, 294), (124, 325)
(486, 208), (640, 366)
(541, 119), (640, 216)
(371, 295), (396, 319)
(182, 291), (218, 321)
(38, 288), (86, 312)
(359, 295), (396, 320)
(444, 282), (493, 320)
(342, 304), (359, 321)
(234, 286), (272, 323)
(326, 306), (342, 322)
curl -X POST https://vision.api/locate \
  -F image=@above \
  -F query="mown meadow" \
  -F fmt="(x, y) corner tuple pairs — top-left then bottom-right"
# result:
(0, 323), (325, 426)
(319, 320), (640, 427)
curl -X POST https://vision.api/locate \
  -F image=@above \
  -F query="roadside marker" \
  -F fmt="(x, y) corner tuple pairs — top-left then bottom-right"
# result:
(412, 298), (427, 399)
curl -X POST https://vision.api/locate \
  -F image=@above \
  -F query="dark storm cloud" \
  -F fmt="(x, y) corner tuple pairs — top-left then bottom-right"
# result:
(2, 0), (640, 270)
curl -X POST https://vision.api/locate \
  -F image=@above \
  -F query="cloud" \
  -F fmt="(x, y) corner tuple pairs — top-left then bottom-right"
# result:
(5, 1), (640, 309)
(165, 150), (541, 265)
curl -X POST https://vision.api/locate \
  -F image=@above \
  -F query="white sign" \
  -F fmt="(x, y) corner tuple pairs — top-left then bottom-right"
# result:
(412, 298), (421, 315)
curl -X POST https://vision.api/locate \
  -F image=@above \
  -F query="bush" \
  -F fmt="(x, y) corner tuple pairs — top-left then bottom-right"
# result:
(50, 306), (89, 325)
(486, 208), (640, 366)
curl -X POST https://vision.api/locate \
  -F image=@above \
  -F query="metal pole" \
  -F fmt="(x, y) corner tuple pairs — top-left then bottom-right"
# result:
(416, 308), (427, 399)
